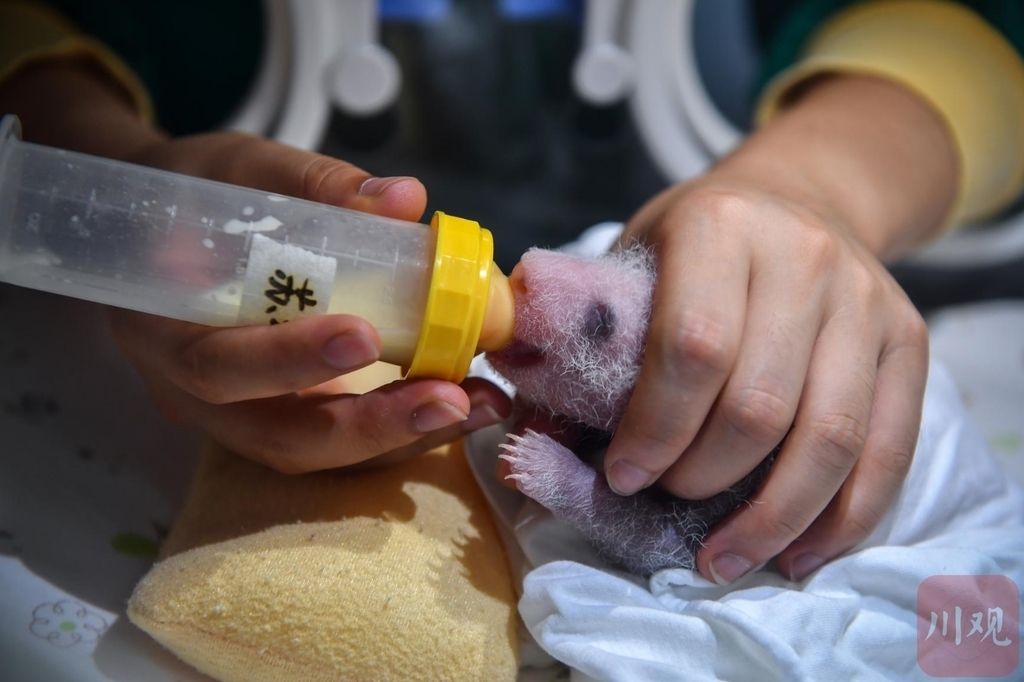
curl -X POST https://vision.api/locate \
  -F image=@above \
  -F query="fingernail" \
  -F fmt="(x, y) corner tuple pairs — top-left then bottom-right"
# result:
(358, 176), (411, 197)
(322, 331), (378, 371)
(709, 553), (753, 586)
(607, 460), (653, 495)
(462, 403), (503, 432)
(413, 401), (468, 433)
(789, 553), (824, 581)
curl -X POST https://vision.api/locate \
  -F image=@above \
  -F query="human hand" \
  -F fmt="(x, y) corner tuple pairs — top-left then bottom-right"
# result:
(0, 60), (510, 473)
(109, 132), (510, 473)
(603, 76), (955, 584)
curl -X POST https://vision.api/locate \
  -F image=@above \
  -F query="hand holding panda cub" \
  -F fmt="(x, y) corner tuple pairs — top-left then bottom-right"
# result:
(486, 247), (777, 577)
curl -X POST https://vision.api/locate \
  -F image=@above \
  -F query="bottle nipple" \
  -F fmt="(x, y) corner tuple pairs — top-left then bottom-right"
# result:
(477, 265), (514, 352)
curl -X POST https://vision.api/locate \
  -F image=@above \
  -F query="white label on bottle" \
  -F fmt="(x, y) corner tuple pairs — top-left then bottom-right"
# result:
(238, 233), (337, 326)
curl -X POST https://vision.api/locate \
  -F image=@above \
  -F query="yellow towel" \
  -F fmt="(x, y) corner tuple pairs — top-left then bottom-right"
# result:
(129, 364), (519, 682)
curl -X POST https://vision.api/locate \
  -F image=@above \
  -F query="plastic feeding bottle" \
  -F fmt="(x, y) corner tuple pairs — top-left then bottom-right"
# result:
(0, 115), (514, 382)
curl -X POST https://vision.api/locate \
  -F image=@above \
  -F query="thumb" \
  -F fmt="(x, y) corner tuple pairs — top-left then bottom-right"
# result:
(348, 174), (428, 223)
(139, 132), (428, 223)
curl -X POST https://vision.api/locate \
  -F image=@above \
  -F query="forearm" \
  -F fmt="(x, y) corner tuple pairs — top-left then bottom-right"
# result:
(0, 58), (166, 160)
(713, 74), (958, 261)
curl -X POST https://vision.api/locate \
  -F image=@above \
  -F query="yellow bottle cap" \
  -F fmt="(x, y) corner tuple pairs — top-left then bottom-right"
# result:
(406, 211), (510, 382)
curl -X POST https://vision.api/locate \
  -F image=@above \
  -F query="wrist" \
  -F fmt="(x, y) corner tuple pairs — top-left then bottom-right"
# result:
(715, 75), (958, 260)
(0, 58), (167, 161)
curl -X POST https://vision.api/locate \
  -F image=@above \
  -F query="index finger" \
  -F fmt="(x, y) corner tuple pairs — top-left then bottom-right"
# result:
(143, 133), (428, 223)
(604, 208), (751, 495)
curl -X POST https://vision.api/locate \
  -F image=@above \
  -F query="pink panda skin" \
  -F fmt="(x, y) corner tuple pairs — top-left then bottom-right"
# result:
(486, 247), (655, 433)
(486, 247), (775, 576)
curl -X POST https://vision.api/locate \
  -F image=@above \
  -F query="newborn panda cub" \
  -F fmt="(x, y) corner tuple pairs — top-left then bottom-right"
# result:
(486, 247), (774, 577)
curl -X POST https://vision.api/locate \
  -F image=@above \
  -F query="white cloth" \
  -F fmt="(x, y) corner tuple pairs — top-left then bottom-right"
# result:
(510, 362), (1024, 681)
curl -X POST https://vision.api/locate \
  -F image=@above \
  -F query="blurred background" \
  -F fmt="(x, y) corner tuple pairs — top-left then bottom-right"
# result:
(322, 0), (667, 271)
(320, 0), (1024, 311)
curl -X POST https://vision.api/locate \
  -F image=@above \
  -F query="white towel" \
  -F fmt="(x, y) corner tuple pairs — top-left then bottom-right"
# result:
(511, 361), (1024, 681)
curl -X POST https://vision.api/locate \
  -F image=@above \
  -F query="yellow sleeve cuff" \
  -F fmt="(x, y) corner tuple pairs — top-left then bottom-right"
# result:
(0, 0), (154, 124)
(756, 0), (1024, 227)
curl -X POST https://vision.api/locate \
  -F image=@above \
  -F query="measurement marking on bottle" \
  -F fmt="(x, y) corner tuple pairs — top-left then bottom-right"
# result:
(164, 203), (177, 235)
(241, 228), (253, 272)
(329, 249), (394, 269)
(16, 186), (223, 238)
(85, 189), (97, 220)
